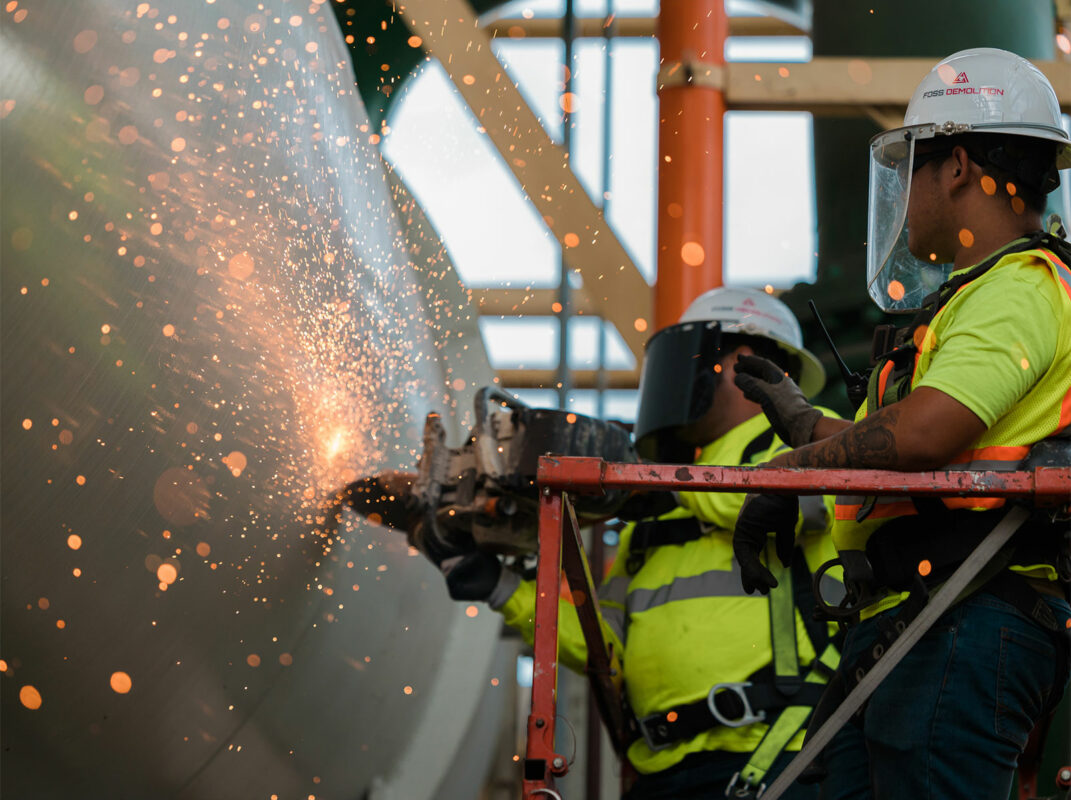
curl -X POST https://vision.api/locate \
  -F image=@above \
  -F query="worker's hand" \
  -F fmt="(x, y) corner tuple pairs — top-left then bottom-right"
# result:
(733, 493), (799, 595)
(440, 550), (506, 602)
(338, 471), (422, 532)
(733, 354), (822, 448)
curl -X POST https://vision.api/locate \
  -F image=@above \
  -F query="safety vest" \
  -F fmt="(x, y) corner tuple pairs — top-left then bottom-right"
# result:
(833, 230), (1071, 561)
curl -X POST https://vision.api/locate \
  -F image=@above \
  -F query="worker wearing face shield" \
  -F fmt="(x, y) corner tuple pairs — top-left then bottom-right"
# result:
(492, 288), (843, 799)
(730, 48), (1071, 799)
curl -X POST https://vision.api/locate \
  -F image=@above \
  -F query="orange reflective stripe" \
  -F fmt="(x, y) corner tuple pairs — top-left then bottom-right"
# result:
(834, 500), (919, 521)
(942, 497), (1006, 510)
(947, 445), (1030, 466)
(877, 359), (895, 406)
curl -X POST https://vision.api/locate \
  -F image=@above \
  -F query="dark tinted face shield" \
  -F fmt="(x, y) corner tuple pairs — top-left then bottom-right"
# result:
(634, 322), (723, 462)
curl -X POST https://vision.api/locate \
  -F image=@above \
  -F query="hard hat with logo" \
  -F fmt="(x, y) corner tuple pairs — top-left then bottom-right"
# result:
(867, 47), (1071, 313)
(633, 287), (825, 461)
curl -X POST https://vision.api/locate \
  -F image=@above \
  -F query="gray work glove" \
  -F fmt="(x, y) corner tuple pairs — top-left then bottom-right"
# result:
(733, 493), (799, 595)
(733, 354), (822, 448)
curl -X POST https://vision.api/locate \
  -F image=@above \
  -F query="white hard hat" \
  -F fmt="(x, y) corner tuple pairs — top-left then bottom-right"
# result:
(866, 48), (1071, 313)
(904, 48), (1071, 166)
(678, 286), (825, 397)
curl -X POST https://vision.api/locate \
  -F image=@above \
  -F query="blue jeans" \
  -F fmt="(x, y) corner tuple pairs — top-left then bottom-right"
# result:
(623, 748), (818, 800)
(820, 591), (1070, 800)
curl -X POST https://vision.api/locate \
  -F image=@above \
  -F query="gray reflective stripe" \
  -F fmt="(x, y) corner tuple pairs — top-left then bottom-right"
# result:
(836, 494), (865, 505)
(626, 566), (749, 615)
(800, 495), (828, 532)
(600, 575), (629, 606)
(602, 605), (626, 644)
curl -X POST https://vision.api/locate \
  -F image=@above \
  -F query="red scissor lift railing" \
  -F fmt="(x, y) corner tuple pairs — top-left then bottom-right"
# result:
(522, 455), (1071, 799)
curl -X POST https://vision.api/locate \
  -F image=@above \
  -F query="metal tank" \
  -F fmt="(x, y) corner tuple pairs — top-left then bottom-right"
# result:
(0, 2), (505, 798)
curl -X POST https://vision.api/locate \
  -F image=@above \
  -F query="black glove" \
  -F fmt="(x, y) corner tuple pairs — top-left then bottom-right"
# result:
(339, 472), (422, 532)
(733, 354), (822, 448)
(441, 550), (503, 601)
(733, 493), (799, 594)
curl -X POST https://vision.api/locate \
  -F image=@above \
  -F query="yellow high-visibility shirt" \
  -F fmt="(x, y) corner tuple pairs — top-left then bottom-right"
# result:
(833, 244), (1071, 616)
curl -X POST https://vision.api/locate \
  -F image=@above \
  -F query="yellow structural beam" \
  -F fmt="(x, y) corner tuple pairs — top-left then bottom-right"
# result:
(395, 0), (654, 366)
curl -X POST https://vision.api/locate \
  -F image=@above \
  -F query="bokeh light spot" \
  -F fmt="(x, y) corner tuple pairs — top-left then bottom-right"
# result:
(110, 671), (132, 694)
(887, 280), (906, 302)
(680, 241), (705, 266)
(19, 685), (42, 710)
(73, 29), (97, 53)
(157, 562), (178, 585)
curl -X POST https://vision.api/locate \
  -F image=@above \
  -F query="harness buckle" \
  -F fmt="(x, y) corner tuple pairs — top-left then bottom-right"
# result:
(725, 770), (766, 798)
(635, 713), (673, 752)
(707, 682), (766, 728)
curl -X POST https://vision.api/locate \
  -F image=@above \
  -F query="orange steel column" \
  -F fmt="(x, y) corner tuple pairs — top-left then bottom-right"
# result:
(655, 0), (727, 332)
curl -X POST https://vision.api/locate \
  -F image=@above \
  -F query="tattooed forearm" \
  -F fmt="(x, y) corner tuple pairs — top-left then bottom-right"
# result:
(773, 405), (903, 469)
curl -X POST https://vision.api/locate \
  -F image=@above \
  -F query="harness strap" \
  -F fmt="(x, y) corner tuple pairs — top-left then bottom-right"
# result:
(632, 676), (828, 752)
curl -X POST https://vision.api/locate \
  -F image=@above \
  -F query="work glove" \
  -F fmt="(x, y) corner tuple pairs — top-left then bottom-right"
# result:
(441, 550), (506, 602)
(733, 354), (822, 448)
(339, 471), (422, 532)
(733, 493), (799, 594)
(415, 524), (516, 606)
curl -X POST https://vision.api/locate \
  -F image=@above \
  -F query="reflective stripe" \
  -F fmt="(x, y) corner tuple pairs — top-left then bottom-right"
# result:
(877, 358), (895, 406)
(626, 567), (750, 615)
(835, 444), (1029, 519)
(800, 495), (829, 532)
(601, 604), (626, 645)
(947, 445), (1030, 470)
(600, 575), (630, 606)
(834, 498), (917, 521)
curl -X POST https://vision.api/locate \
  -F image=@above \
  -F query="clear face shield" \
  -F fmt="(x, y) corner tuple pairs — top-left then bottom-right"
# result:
(867, 124), (955, 313)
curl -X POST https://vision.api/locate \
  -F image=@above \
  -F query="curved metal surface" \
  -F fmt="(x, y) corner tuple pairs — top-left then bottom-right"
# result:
(1, 2), (500, 798)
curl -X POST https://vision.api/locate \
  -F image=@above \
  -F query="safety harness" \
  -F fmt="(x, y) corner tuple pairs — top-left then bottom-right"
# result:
(801, 226), (1071, 781)
(621, 430), (842, 797)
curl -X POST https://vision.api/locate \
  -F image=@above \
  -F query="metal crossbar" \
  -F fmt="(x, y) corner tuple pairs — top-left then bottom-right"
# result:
(522, 456), (1071, 798)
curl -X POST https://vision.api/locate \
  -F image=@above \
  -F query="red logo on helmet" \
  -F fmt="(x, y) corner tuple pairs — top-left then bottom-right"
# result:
(952, 71), (969, 84)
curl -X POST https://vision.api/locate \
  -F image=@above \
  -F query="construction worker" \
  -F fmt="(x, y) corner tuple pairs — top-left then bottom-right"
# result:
(731, 48), (1071, 800)
(440, 288), (843, 799)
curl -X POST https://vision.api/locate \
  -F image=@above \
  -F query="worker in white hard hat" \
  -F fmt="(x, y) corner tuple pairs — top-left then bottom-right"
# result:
(731, 48), (1071, 799)
(479, 287), (845, 799)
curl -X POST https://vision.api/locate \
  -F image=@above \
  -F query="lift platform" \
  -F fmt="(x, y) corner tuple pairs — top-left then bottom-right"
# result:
(522, 456), (1071, 800)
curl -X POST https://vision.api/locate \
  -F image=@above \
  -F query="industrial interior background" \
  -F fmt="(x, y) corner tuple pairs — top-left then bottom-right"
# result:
(2, 0), (1069, 798)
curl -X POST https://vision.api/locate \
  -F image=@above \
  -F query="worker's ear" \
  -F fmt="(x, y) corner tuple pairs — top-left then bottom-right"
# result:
(948, 145), (973, 191)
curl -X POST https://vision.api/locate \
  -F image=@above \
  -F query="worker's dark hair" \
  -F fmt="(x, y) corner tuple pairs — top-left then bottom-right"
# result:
(932, 132), (1060, 214)
(720, 333), (802, 384)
